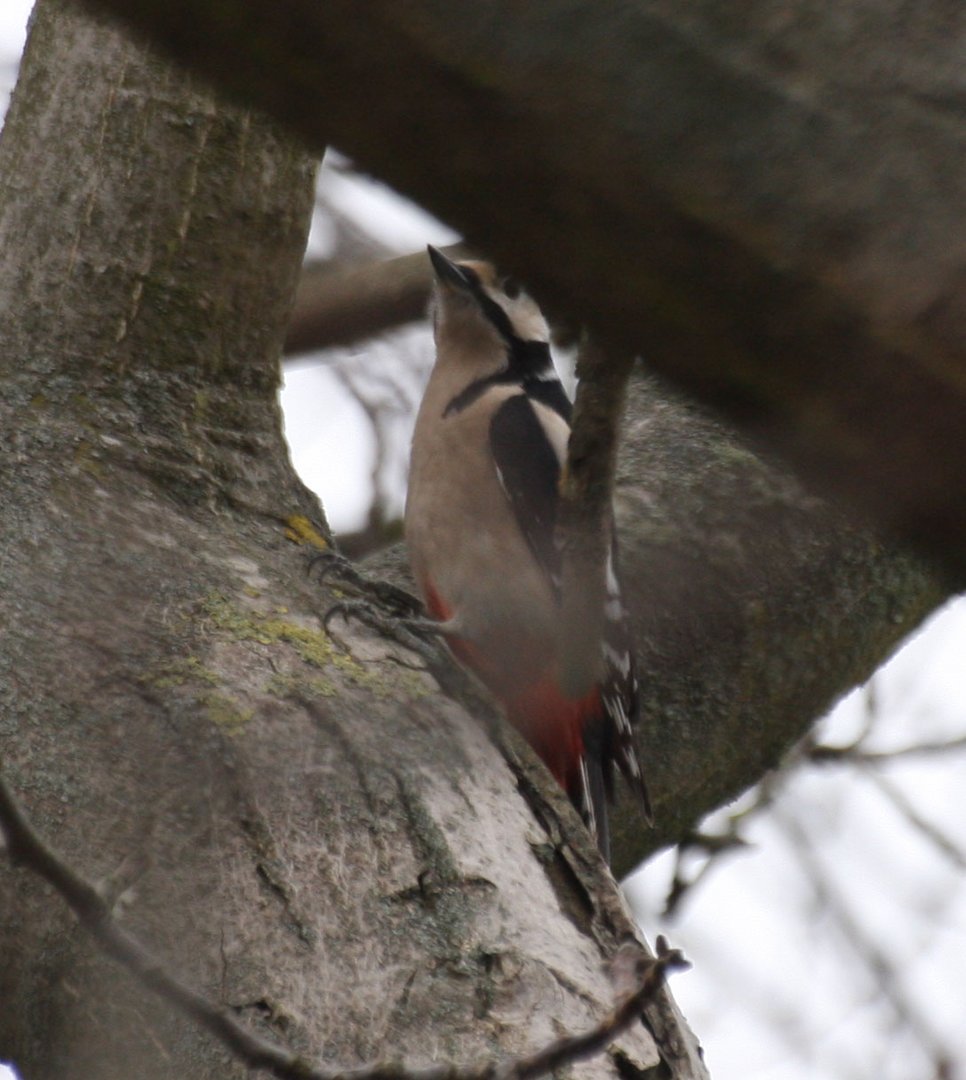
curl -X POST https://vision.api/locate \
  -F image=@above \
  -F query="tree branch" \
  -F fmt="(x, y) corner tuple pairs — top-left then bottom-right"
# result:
(808, 734), (966, 765)
(0, 765), (687, 1080)
(285, 245), (470, 357)
(556, 337), (635, 700)
(778, 807), (956, 1075)
(73, 0), (966, 581)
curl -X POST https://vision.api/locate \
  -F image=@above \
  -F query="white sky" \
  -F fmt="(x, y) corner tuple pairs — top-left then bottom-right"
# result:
(0, 2), (27, 47)
(2, 4), (965, 1079)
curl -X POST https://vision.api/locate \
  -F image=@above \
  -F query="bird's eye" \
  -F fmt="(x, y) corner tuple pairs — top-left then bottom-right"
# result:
(501, 276), (522, 300)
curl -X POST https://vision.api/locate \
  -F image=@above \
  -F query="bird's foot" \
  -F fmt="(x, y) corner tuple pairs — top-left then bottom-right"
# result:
(323, 598), (445, 667)
(322, 598), (482, 703)
(308, 549), (423, 619)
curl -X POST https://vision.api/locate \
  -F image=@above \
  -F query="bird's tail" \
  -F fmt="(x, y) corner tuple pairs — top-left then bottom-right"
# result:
(506, 680), (611, 858)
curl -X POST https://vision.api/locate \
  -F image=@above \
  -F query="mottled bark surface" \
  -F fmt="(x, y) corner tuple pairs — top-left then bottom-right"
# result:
(0, 4), (699, 1078)
(609, 376), (939, 872)
(0, 2), (952, 1077)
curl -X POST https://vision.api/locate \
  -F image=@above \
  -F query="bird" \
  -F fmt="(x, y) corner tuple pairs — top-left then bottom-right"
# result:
(404, 246), (652, 860)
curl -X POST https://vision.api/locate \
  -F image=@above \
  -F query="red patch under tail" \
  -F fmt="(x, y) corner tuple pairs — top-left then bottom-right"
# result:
(505, 678), (602, 804)
(422, 576), (605, 841)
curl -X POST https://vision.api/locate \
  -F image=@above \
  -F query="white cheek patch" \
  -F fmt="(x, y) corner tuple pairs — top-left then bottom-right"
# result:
(509, 304), (550, 343)
(485, 287), (550, 343)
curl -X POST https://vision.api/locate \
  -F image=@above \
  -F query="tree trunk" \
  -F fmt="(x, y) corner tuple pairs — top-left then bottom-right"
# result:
(0, 4), (700, 1078)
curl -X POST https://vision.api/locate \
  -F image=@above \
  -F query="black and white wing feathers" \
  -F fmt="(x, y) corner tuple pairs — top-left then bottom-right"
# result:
(488, 393), (563, 592)
(488, 387), (653, 832)
(600, 544), (653, 822)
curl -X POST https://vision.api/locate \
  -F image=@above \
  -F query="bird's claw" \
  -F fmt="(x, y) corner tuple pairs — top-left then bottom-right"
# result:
(322, 598), (446, 670)
(307, 549), (363, 589)
(308, 551), (423, 619)
(322, 598), (388, 637)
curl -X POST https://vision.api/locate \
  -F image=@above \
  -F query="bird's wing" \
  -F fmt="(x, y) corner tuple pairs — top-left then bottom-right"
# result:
(489, 387), (653, 837)
(488, 392), (564, 593)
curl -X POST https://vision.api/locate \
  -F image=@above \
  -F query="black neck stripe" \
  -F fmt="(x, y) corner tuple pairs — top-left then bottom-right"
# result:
(441, 271), (563, 418)
(442, 350), (572, 422)
(443, 370), (517, 417)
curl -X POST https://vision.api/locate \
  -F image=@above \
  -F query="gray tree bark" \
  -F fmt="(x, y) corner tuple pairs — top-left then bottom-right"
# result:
(0, 3), (701, 1078)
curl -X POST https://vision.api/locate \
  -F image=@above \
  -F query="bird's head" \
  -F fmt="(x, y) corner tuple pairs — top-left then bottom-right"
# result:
(427, 246), (549, 368)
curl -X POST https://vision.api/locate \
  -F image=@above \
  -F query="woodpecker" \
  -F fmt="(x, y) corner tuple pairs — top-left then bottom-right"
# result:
(405, 246), (652, 859)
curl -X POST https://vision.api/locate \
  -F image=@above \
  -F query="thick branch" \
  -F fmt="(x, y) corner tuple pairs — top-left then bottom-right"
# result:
(73, 0), (966, 581)
(1, 5), (698, 1078)
(0, 766), (309, 1077)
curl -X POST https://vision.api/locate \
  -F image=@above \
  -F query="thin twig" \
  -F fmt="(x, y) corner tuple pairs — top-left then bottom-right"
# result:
(862, 767), (966, 872)
(662, 764), (790, 917)
(556, 334), (635, 698)
(662, 830), (751, 918)
(508, 937), (688, 1080)
(0, 765), (686, 1080)
(808, 733), (966, 764)
(777, 807), (956, 1076)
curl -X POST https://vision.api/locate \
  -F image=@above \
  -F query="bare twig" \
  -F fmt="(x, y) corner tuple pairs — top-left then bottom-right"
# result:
(778, 808), (956, 1077)
(0, 766), (321, 1077)
(0, 765), (687, 1080)
(662, 762), (792, 917)
(664, 700), (966, 918)
(808, 733), (966, 764)
(863, 768), (966, 872)
(507, 937), (688, 1080)
(662, 830), (751, 918)
(326, 340), (422, 557)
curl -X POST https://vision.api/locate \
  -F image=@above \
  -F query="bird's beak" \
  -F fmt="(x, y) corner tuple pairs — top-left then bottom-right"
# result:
(427, 245), (473, 292)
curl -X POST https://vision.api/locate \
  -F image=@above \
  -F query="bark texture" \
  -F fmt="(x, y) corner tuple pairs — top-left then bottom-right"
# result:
(72, 0), (966, 581)
(0, 4), (699, 1078)
(608, 376), (939, 872)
